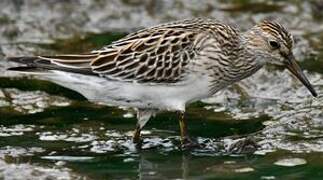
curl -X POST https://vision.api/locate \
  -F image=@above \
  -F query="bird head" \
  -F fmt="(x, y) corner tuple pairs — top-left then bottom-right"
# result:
(244, 20), (317, 97)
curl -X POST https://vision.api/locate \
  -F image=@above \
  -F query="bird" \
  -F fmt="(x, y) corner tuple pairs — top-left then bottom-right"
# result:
(6, 18), (317, 149)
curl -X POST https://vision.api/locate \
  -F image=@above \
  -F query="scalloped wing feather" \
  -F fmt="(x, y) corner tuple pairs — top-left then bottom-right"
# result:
(90, 28), (198, 83)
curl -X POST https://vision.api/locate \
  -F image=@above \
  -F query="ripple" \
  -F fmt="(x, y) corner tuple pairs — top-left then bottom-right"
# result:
(38, 131), (97, 143)
(274, 158), (307, 167)
(234, 167), (255, 173)
(0, 125), (34, 137)
(41, 156), (94, 162)
(0, 146), (45, 158)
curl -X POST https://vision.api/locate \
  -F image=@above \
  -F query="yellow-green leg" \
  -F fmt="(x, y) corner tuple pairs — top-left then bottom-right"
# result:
(133, 124), (142, 144)
(179, 112), (189, 143)
(178, 111), (200, 149)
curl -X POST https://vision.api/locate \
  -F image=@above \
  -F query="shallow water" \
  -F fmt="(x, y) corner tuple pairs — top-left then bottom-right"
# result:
(0, 0), (323, 179)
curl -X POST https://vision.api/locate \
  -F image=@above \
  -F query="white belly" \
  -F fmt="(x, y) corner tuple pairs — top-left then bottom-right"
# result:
(42, 71), (212, 111)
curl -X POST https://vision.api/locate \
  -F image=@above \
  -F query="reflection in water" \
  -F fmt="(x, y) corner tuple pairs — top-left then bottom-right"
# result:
(135, 151), (263, 179)
(181, 154), (189, 179)
(137, 152), (189, 179)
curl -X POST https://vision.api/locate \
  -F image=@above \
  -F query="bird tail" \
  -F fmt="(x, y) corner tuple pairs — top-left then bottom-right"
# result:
(6, 56), (52, 74)
(6, 56), (95, 75)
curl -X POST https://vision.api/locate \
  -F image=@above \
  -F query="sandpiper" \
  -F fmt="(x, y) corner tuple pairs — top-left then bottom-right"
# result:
(6, 18), (317, 149)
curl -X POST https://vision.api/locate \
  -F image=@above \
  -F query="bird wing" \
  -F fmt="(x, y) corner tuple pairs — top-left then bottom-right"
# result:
(89, 28), (198, 83)
(8, 27), (199, 84)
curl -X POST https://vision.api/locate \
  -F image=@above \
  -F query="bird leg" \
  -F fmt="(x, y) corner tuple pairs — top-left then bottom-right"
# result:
(178, 111), (200, 149)
(132, 109), (154, 144)
(133, 124), (142, 144)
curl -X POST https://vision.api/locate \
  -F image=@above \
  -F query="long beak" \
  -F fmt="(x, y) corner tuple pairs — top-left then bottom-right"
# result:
(285, 54), (317, 97)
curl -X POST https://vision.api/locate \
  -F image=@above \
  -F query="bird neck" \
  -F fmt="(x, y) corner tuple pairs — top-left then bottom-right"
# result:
(239, 30), (267, 67)
(224, 32), (265, 81)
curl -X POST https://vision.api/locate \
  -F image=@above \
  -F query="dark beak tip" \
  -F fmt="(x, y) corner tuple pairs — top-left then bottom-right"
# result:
(303, 82), (317, 98)
(285, 57), (317, 98)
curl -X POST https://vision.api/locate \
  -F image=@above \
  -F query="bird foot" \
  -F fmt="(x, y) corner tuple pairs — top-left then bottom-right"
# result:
(181, 137), (202, 150)
(228, 137), (259, 154)
(132, 135), (143, 149)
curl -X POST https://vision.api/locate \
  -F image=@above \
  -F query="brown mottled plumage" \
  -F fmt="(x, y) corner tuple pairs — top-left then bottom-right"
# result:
(6, 18), (317, 149)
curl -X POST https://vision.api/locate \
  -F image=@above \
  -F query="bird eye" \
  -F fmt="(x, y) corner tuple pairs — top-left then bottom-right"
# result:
(269, 41), (280, 49)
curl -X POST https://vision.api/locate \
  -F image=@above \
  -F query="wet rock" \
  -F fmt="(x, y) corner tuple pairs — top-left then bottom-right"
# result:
(227, 137), (259, 154)
(0, 158), (79, 179)
(0, 88), (71, 114)
(0, 146), (44, 158)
